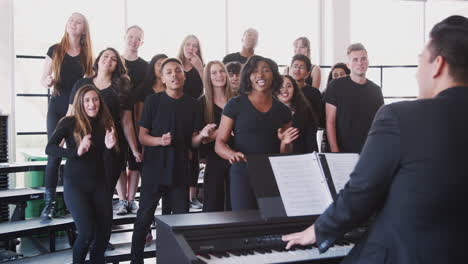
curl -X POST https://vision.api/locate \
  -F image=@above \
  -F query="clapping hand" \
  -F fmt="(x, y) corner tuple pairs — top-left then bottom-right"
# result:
(105, 127), (117, 150)
(77, 134), (92, 156)
(200, 124), (217, 138)
(160, 132), (172, 146)
(277, 127), (299, 144)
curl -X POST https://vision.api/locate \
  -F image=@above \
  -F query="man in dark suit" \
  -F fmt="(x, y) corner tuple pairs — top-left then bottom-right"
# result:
(283, 15), (468, 263)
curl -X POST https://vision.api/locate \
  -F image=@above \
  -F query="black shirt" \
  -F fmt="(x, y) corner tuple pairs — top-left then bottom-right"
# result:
(45, 117), (117, 192)
(183, 67), (203, 99)
(222, 52), (248, 64)
(70, 78), (133, 128)
(125, 57), (149, 96)
(292, 112), (318, 154)
(198, 96), (227, 158)
(323, 76), (384, 153)
(47, 45), (85, 112)
(139, 92), (202, 186)
(223, 94), (292, 155)
(301, 84), (324, 127)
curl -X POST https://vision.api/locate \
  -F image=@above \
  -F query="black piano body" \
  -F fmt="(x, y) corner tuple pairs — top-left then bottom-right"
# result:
(156, 210), (355, 264)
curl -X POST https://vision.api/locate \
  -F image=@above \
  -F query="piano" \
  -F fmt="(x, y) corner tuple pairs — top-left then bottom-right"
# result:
(156, 210), (356, 264)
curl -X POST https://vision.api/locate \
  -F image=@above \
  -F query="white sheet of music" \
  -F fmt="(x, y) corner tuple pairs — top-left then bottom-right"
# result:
(323, 153), (360, 193)
(269, 153), (333, 217)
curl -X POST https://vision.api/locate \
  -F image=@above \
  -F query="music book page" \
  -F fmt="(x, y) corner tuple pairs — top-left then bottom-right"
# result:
(323, 153), (359, 193)
(269, 153), (333, 217)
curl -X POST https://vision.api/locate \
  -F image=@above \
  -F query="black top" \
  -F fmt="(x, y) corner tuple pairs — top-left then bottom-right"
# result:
(139, 92), (202, 186)
(47, 45), (84, 110)
(292, 112), (318, 154)
(222, 52), (248, 64)
(198, 96), (228, 159)
(223, 94), (291, 155)
(323, 76), (383, 153)
(70, 78), (133, 128)
(183, 67), (203, 99)
(301, 84), (324, 127)
(45, 117), (117, 192)
(125, 57), (149, 95)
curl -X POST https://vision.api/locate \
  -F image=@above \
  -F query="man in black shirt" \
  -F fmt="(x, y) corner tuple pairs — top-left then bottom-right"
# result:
(324, 43), (383, 153)
(222, 28), (258, 64)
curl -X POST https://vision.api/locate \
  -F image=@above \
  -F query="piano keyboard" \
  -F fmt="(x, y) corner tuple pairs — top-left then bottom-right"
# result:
(196, 243), (354, 264)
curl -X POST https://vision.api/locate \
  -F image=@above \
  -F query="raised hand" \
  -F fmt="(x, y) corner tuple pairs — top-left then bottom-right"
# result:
(160, 132), (172, 146)
(282, 225), (316, 250)
(105, 127), (117, 150)
(190, 54), (203, 70)
(228, 151), (246, 164)
(77, 134), (92, 156)
(277, 127), (300, 144)
(200, 124), (217, 138)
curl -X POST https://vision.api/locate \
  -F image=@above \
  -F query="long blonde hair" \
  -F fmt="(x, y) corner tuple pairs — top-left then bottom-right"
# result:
(177, 35), (204, 67)
(71, 84), (118, 152)
(51, 13), (94, 96)
(202, 61), (233, 124)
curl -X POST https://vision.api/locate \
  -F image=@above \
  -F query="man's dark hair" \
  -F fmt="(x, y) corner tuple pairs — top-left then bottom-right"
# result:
(291, 54), (312, 72)
(429, 15), (468, 83)
(239, 55), (282, 94)
(226, 61), (242, 75)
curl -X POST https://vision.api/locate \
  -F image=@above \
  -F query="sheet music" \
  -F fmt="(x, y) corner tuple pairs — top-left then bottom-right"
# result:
(323, 153), (360, 193)
(269, 153), (333, 217)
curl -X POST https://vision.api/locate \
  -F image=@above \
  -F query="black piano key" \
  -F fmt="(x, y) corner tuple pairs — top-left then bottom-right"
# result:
(211, 252), (224, 258)
(230, 250), (242, 256)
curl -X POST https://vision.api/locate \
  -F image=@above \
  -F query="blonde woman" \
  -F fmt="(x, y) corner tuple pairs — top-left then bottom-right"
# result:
(40, 12), (94, 220)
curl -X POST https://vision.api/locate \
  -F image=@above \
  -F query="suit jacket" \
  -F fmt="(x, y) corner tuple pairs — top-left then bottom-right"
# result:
(314, 86), (468, 264)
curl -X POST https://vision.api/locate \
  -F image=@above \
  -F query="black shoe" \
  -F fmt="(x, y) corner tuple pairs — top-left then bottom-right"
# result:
(40, 188), (57, 220)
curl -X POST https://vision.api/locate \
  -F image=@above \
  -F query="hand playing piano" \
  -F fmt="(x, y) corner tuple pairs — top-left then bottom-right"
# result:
(282, 224), (316, 250)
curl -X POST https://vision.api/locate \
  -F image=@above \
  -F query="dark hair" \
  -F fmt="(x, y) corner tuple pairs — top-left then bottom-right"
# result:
(239, 55), (282, 94)
(92, 47), (131, 110)
(291, 54), (312, 72)
(327, 63), (350, 85)
(137, 54), (168, 97)
(278, 75), (317, 126)
(160, 57), (184, 72)
(226, 61), (242, 75)
(429, 15), (468, 84)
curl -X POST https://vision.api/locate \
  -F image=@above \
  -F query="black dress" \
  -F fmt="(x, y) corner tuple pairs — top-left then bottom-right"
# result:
(45, 44), (85, 189)
(199, 96), (231, 212)
(45, 117), (116, 263)
(222, 94), (291, 210)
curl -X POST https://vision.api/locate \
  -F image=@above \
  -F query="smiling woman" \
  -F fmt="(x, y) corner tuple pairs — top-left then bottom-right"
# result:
(215, 55), (298, 211)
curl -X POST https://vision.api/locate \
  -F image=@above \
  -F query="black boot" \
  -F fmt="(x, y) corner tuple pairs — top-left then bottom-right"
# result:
(40, 188), (56, 220)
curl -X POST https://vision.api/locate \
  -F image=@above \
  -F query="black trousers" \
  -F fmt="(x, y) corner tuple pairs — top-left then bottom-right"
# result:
(45, 96), (68, 188)
(130, 183), (189, 263)
(203, 154), (231, 212)
(64, 184), (113, 264)
(229, 162), (258, 211)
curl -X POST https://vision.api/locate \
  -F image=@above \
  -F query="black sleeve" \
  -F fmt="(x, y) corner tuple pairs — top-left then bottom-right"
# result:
(323, 81), (338, 106)
(45, 117), (79, 159)
(314, 104), (400, 253)
(103, 148), (119, 191)
(222, 97), (239, 120)
(69, 78), (85, 105)
(139, 94), (156, 129)
(46, 44), (57, 58)
(279, 102), (292, 125)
